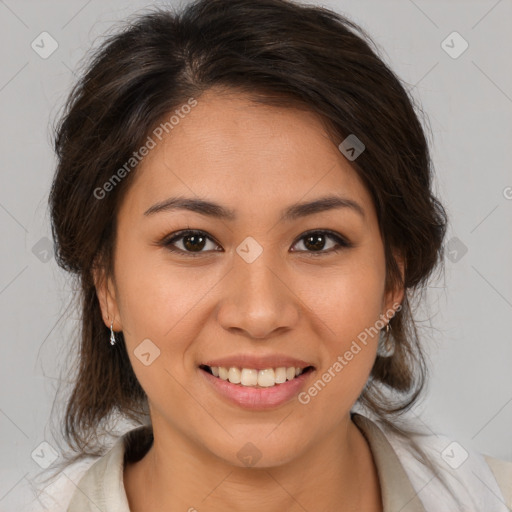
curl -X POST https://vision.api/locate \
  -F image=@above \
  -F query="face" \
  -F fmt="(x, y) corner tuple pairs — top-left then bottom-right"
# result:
(96, 88), (403, 468)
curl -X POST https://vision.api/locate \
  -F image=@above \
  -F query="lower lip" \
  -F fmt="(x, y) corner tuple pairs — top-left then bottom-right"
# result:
(199, 368), (314, 410)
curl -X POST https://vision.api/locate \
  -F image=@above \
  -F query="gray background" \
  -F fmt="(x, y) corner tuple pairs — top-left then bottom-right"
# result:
(1, 0), (511, 508)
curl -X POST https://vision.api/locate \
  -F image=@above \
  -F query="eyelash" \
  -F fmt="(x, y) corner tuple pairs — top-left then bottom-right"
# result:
(161, 229), (352, 257)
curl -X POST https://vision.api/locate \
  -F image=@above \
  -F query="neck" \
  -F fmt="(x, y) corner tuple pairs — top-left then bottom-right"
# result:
(124, 413), (382, 512)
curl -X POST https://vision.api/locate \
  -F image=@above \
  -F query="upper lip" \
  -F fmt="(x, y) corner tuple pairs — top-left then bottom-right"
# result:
(201, 354), (315, 371)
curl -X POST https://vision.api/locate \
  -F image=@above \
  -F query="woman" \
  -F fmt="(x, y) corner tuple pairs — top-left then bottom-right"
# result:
(32, 0), (511, 510)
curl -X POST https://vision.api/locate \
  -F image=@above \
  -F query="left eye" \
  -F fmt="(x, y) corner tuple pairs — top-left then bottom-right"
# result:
(162, 229), (350, 256)
(291, 230), (350, 255)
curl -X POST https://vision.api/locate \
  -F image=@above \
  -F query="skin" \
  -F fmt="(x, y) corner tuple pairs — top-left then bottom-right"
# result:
(95, 88), (404, 512)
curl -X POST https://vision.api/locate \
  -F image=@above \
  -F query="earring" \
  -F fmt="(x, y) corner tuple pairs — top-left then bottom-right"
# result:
(110, 320), (116, 346)
(377, 322), (394, 358)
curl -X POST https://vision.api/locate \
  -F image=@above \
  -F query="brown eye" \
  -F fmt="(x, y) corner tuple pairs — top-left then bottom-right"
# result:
(162, 229), (351, 257)
(181, 233), (207, 251)
(291, 230), (351, 255)
(163, 230), (221, 256)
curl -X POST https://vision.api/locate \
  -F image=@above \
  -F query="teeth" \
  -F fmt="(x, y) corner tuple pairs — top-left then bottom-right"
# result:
(257, 368), (275, 387)
(228, 367), (241, 384)
(240, 368), (258, 386)
(275, 367), (287, 384)
(207, 365), (307, 387)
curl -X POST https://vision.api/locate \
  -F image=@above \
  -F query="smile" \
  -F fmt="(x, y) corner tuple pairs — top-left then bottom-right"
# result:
(200, 364), (315, 388)
(199, 363), (316, 410)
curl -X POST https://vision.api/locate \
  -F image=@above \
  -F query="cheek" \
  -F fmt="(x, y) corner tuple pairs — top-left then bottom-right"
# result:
(305, 257), (386, 339)
(298, 255), (386, 389)
(112, 246), (209, 406)
(113, 235), (223, 350)
(297, 272), (384, 411)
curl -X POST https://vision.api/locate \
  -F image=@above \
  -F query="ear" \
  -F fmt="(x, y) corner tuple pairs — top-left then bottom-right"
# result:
(382, 250), (405, 320)
(92, 265), (122, 331)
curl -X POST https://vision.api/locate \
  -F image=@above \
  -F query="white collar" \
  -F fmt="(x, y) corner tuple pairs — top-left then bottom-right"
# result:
(60, 412), (507, 511)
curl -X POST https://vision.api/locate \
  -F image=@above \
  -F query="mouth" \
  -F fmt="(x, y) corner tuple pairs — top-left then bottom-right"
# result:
(199, 364), (315, 388)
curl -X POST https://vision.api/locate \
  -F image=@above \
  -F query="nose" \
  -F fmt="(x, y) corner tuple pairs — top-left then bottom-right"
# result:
(216, 248), (300, 340)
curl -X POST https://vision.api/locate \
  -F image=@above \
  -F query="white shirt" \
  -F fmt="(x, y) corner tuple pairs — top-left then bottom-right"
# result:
(19, 412), (512, 511)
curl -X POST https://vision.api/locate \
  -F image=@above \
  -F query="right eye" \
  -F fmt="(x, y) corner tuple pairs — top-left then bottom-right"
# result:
(162, 229), (222, 257)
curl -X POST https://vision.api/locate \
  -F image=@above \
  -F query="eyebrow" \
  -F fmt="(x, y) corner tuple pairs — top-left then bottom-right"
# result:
(143, 195), (365, 222)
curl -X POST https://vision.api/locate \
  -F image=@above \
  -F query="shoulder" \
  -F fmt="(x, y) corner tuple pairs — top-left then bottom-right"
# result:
(371, 416), (512, 512)
(484, 454), (512, 509)
(17, 456), (100, 512)
(24, 425), (153, 511)
(66, 424), (152, 511)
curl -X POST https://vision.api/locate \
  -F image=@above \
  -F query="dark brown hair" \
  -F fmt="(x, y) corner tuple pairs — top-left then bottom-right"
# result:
(45, 0), (452, 496)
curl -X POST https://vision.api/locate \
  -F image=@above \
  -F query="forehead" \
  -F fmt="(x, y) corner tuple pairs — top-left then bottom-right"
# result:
(121, 90), (374, 219)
